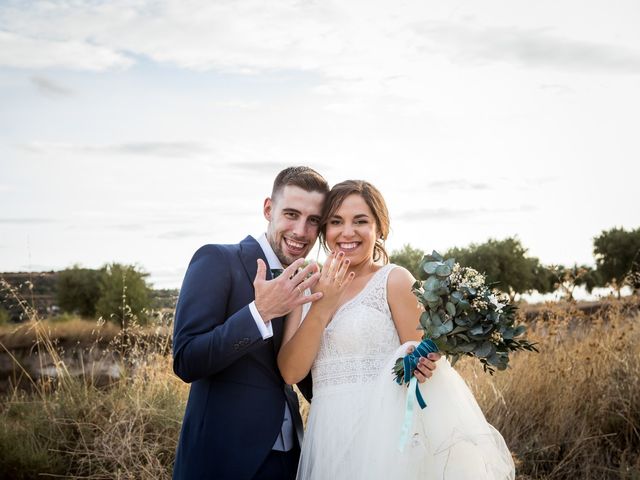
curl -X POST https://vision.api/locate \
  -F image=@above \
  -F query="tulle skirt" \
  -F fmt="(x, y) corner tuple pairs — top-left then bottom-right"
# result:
(297, 342), (515, 480)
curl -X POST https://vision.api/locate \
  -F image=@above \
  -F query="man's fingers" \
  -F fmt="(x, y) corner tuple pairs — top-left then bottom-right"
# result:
(297, 272), (321, 292)
(254, 259), (267, 283)
(290, 261), (318, 285)
(282, 258), (306, 279)
(297, 292), (323, 305)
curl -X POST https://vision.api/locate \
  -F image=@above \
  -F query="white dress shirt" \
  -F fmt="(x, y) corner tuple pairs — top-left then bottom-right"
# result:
(248, 233), (296, 452)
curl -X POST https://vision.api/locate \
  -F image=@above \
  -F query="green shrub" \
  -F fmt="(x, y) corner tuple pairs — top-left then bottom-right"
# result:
(96, 263), (152, 327)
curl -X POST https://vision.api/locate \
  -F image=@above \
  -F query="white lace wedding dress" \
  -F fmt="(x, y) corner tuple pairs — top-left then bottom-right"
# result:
(297, 264), (515, 480)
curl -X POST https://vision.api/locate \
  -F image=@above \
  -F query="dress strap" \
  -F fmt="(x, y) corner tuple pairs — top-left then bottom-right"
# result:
(356, 264), (398, 316)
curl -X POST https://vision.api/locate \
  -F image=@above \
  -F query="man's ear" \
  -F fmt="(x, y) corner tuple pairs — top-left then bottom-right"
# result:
(263, 197), (272, 221)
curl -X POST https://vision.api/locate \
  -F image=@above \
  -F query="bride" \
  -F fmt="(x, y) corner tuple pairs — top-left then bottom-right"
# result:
(278, 180), (516, 479)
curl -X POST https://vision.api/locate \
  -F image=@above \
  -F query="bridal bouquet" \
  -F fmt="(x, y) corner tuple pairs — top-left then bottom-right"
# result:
(393, 251), (538, 385)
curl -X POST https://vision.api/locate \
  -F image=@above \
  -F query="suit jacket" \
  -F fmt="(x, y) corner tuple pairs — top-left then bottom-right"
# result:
(172, 236), (310, 480)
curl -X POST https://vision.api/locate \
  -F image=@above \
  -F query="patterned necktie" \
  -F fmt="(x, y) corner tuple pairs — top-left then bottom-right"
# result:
(271, 268), (283, 279)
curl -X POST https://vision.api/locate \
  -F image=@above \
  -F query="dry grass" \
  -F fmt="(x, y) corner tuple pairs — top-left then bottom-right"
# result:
(0, 313), (186, 480)
(457, 298), (640, 479)
(0, 297), (639, 479)
(0, 317), (121, 350)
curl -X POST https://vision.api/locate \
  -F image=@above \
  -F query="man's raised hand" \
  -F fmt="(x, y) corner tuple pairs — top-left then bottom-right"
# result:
(254, 258), (323, 322)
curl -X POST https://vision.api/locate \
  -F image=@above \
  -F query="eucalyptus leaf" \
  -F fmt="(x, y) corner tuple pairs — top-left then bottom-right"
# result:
(470, 324), (484, 335)
(458, 300), (471, 312)
(474, 341), (495, 358)
(419, 312), (430, 330)
(458, 342), (476, 353)
(487, 352), (501, 366)
(435, 264), (452, 278)
(450, 354), (460, 367)
(502, 328), (515, 340)
(446, 302), (456, 316)
(423, 262), (440, 275)
(424, 276), (441, 291)
(436, 286), (450, 296)
(423, 290), (440, 303)
(427, 300), (441, 310)
(439, 319), (454, 334)
(451, 325), (468, 334)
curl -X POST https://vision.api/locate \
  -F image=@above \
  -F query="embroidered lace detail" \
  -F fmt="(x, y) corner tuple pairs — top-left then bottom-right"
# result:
(311, 264), (401, 394)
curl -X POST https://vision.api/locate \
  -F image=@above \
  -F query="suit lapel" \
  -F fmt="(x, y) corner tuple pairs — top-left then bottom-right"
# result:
(238, 236), (284, 354)
(239, 235), (267, 284)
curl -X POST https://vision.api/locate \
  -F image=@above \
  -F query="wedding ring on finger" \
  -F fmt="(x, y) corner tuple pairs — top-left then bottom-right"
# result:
(296, 285), (303, 295)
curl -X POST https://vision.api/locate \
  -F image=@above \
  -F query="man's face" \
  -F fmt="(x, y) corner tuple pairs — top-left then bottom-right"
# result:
(264, 185), (325, 267)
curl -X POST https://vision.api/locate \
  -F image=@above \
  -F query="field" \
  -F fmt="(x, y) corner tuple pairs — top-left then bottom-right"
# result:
(0, 298), (638, 479)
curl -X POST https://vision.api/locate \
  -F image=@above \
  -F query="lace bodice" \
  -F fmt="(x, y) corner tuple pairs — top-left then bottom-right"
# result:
(311, 264), (401, 394)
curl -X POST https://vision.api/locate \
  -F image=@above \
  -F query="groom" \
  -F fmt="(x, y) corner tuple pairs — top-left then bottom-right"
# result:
(172, 166), (438, 479)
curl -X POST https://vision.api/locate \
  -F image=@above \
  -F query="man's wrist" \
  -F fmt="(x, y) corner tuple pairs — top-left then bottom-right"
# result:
(254, 302), (274, 323)
(249, 302), (274, 339)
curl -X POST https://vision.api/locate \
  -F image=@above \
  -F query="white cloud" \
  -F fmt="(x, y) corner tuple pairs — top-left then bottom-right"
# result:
(3, 0), (637, 81)
(18, 141), (211, 158)
(418, 24), (640, 74)
(0, 31), (132, 71)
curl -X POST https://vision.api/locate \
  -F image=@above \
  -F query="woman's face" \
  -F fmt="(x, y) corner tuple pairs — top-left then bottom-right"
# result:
(325, 193), (378, 267)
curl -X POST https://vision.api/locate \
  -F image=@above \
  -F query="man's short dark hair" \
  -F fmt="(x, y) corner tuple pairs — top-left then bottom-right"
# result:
(271, 166), (329, 199)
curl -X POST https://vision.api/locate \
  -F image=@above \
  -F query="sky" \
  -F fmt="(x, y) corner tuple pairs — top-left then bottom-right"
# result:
(1, 0), (639, 291)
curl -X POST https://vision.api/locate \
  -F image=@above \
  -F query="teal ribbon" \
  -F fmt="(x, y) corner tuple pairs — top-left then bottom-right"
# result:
(397, 338), (439, 451)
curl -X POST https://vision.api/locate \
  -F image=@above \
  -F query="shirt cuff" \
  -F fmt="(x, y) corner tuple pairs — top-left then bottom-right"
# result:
(249, 301), (274, 340)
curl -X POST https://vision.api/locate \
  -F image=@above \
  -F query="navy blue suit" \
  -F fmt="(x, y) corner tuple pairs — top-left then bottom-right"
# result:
(172, 236), (309, 480)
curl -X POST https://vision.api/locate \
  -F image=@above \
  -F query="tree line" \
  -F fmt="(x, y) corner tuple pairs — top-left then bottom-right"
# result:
(3, 226), (637, 327)
(390, 226), (640, 301)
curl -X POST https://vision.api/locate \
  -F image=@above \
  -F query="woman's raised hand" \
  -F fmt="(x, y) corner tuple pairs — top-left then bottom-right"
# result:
(312, 251), (356, 320)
